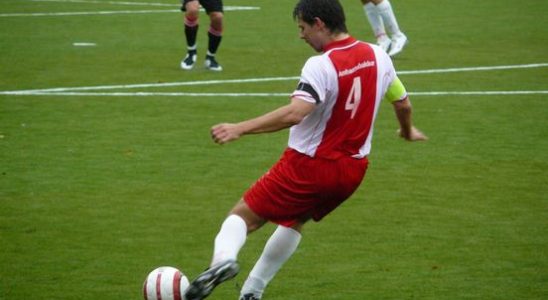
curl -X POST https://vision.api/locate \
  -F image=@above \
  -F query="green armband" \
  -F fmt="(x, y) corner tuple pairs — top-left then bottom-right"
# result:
(384, 76), (407, 102)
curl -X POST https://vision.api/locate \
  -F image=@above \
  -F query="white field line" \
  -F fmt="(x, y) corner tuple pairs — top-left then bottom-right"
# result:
(31, 0), (259, 10)
(73, 42), (97, 46)
(32, 0), (259, 9)
(1, 63), (546, 96)
(32, 0), (179, 7)
(410, 91), (548, 96)
(2, 77), (301, 94)
(1, 9), (176, 17)
(4, 91), (546, 97)
(1, 2), (259, 17)
(5, 91), (291, 97)
(0, 7), (259, 17)
(397, 63), (548, 75)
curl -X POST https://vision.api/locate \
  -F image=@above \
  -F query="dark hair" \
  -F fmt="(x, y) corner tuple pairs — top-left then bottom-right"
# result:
(293, 0), (348, 33)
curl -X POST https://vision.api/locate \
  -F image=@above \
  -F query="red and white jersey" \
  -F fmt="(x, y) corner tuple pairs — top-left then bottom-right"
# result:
(290, 36), (397, 159)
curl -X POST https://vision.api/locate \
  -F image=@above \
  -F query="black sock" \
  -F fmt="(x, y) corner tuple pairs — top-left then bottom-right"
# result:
(185, 25), (198, 50)
(207, 31), (222, 56)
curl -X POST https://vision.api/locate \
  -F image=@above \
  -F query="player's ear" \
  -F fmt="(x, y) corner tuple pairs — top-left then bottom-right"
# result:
(313, 17), (325, 29)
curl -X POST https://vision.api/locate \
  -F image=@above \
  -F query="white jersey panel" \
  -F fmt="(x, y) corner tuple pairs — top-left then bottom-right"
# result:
(289, 55), (339, 157)
(357, 44), (398, 157)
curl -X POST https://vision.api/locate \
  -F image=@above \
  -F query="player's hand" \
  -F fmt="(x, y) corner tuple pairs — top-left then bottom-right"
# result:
(398, 126), (428, 141)
(211, 123), (242, 144)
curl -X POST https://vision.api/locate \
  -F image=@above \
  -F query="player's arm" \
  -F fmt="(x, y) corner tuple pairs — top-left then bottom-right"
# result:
(211, 97), (315, 145)
(385, 77), (428, 141)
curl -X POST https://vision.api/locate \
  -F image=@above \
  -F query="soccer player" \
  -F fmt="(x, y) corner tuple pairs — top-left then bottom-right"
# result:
(361, 0), (408, 56)
(180, 0), (224, 71)
(184, 0), (427, 299)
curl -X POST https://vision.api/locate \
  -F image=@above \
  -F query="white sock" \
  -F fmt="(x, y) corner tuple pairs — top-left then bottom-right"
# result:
(363, 2), (387, 40)
(211, 214), (247, 266)
(240, 225), (302, 297)
(376, 0), (403, 36)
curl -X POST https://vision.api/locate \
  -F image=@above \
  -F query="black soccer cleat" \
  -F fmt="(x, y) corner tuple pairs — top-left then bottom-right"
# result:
(204, 55), (223, 71)
(240, 293), (261, 300)
(184, 260), (240, 300)
(180, 51), (197, 70)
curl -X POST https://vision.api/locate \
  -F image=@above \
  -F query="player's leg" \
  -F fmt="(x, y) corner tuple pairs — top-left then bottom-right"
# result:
(361, 0), (391, 52)
(204, 11), (224, 71)
(373, 0), (408, 56)
(238, 154), (368, 299)
(184, 200), (266, 300)
(239, 223), (303, 300)
(195, 0), (224, 71)
(180, 0), (200, 70)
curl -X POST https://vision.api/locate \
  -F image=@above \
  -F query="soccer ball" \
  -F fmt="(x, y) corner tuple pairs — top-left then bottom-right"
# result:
(143, 266), (190, 300)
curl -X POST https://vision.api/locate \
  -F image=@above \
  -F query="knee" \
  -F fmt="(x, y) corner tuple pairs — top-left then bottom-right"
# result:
(229, 199), (265, 233)
(185, 1), (200, 15)
(209, 12), (224, 31)
(245, 219), (266, 233)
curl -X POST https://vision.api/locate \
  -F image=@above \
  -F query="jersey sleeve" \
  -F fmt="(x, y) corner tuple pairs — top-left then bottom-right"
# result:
(370, 45), (408, 103)
(291, 56), (331, 104)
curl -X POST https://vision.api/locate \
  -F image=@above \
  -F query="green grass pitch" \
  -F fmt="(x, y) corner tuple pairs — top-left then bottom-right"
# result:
(1, 0), (547, 299)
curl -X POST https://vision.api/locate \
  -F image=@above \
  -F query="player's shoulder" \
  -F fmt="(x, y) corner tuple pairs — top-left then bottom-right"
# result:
(365, 42), (394, 69)
(358, 41), (389, 59)
(302, 54), (334, 74)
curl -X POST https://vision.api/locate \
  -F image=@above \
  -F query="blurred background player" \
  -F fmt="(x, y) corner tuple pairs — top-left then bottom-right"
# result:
(184, 0), (426, 299)
(361, 0), (407, 56)
(180, 0), (224, 71)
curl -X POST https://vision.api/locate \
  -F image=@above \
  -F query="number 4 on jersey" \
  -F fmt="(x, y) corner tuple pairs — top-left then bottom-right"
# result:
(345, 76), (361, 119)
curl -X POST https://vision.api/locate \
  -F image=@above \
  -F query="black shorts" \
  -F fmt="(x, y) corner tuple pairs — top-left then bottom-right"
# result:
(181, 0), (223, 13)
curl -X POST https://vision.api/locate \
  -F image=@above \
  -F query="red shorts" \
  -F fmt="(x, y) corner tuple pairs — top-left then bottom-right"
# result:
(244, 148), (368, 227)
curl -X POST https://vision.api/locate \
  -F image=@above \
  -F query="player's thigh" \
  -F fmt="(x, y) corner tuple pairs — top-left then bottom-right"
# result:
(182, 0), (200, 12)
(200, 0), (223, 13)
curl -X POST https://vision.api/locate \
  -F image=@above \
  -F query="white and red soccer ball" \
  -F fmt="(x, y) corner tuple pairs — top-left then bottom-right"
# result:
(143, 266), (190, 300)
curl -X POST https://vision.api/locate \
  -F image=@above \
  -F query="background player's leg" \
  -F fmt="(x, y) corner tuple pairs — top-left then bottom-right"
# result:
(375, 0), (408, 56)
(205, 11), (224, 71)
(181, 0), (200, 70)
(363, 1), (391, 52)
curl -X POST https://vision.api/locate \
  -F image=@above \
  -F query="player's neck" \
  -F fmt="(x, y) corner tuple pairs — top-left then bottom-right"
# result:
(322, 33), (351, 51)
(331, 32), (349, 41)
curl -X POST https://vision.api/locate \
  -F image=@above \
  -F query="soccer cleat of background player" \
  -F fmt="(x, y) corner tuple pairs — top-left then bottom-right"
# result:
(361, 0), (408, 56)
(204, 54), (223, 71)
(387, 32), (407, 56)
(181, 50), (197, 70)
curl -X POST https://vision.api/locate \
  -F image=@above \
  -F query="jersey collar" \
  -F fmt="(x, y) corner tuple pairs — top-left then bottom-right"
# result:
(323, 35), (356, 52)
